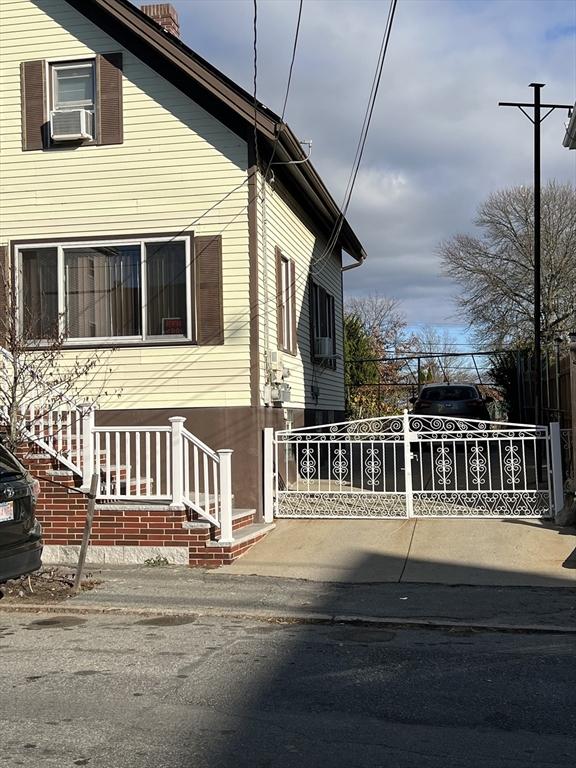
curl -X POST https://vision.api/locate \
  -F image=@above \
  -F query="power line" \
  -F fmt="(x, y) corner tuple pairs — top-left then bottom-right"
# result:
(309, 0), (398, 280)
(263, 0), (304, 182)
(256, 0), (399, 316)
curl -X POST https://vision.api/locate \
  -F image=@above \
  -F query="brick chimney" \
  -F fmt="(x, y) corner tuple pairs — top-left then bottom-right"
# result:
(141, 3), (180, 38)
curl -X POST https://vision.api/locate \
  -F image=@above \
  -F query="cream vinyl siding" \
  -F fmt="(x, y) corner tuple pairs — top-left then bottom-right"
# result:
(257, 175), (345, 412)
(0, 0), (251, 410)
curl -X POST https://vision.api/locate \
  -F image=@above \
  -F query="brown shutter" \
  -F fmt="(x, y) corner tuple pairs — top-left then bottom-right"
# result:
(0, 246), (8, 346)
(96, 53), (123, 146)
(275, 247), (283, 348)
(290, 259), (297, 354)
(195, 235), (224, 345)
(21, 60), (46, 151)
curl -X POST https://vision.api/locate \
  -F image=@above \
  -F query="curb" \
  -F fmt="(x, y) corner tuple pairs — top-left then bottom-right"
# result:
(1, 601), (575, 634)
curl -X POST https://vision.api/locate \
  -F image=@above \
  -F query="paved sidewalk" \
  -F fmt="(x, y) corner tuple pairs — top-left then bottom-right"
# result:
(225, 518), (576, 585)
(3, 564), (574, 633)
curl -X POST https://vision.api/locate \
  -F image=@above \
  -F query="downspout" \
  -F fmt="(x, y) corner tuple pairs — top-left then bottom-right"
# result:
(341, 255), (366, 272)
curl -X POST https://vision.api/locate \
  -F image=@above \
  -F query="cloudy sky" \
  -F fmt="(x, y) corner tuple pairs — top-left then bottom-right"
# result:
(167, 0), (575, 340)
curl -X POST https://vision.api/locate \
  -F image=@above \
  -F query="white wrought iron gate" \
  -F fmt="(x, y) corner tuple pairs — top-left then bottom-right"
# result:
(271, 412), (564, 519)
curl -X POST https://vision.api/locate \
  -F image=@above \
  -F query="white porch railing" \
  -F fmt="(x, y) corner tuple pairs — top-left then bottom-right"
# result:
(24, 403), (85, 475)
(79, 411), (233, 538)
(4, 402), (233, 538)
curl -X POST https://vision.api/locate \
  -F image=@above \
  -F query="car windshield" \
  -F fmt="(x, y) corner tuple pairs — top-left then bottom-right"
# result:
(420, 386), (478, 402)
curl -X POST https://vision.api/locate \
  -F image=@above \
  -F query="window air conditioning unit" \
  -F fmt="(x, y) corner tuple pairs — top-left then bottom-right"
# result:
(50, 109), (93, 141)
(314, 337), (333, 359)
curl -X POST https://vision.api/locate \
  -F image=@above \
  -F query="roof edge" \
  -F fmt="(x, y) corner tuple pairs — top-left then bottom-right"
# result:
(63, 0), (366, 262)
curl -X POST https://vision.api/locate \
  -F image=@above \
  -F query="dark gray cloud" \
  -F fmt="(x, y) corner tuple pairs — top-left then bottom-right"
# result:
(168, 0), (576, 330)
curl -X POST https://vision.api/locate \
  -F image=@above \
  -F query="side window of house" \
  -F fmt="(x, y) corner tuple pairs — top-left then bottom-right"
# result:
(311, 282), (336, 369)
(50, 60), (96, 141)
(276, 248), (297, 355)
(16, 235), (224, 346)
(20, 53), (123, 151)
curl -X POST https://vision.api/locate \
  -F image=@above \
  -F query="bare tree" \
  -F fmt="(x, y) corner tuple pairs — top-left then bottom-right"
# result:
(344, 294), (411, 416)
(0, 265), (115, 451)
(440, 181), (576, 348)
(345, 294), (406, 354)
(410, 326), (467, 383)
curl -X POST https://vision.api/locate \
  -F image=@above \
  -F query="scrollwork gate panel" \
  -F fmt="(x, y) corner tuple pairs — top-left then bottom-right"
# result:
(273, 414), (555, 519)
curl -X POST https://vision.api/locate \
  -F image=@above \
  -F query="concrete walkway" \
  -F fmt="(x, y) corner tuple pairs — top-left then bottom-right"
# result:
(223, 518), (576, 586)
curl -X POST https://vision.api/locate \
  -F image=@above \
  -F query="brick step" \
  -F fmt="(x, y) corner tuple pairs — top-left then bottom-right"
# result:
(232, 508), (256, 531)
(191, 522), (275, 567)
(206, 522), (274, 548)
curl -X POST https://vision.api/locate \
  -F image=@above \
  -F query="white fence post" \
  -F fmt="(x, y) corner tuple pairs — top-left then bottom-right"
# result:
(549, 422), (564, 517)
(263, 427), (274, 523)
(217, 449), (234, 543)
(403, 409), (414, 518)
(80, 405), (95, 492)
(169, 416), (186, 510)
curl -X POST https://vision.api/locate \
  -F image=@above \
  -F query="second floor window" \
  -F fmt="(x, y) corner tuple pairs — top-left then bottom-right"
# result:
(52, 61), (95, 110)
(51, 61), (96, 138)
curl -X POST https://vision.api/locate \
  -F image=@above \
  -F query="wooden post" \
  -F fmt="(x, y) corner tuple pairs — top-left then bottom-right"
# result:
(72, 473), (99, 595)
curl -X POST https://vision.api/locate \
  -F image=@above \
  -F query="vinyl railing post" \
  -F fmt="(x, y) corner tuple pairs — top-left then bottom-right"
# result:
(549, 422), (564, 517)
(263, 427), (274, 523)
(217, 449), (234, 543)
(169, 416), (186, 510)
(80, 404), (95, 493)
(403, 409), (414, 518)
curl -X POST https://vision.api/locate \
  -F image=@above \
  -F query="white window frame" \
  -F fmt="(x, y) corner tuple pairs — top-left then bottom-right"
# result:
(279, 255), (294, 354)
(51, 60), (95, 111)
(16, 237), (193, 345)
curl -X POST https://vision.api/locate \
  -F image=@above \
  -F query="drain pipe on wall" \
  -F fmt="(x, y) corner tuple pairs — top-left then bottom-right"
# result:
(342, 255), (367, 272)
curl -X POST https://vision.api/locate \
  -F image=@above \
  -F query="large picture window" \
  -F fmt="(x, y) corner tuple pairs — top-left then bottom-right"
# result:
(18, 237), (192, 343)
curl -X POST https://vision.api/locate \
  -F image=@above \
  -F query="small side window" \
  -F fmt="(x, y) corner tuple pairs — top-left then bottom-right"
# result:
(50, 61), (96, 142)
(21, 54), (123, 151)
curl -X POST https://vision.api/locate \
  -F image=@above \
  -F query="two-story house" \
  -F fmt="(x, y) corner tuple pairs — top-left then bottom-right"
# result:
(0, 0), (367, 564)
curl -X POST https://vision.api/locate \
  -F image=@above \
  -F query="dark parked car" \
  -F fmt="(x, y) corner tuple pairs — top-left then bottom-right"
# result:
(0, 441), (42, 582)
(409, 384), (493, 421)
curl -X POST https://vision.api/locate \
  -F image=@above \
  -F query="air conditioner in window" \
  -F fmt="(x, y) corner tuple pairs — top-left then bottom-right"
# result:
(314, 337), (333, 359)
(50, 109), (93, 141)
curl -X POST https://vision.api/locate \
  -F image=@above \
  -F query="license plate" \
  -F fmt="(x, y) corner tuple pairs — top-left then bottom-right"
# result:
(0, 502), (14, 522)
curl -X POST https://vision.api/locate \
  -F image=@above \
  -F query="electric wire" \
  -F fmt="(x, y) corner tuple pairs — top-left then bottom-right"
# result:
(263, 0), (304, 182)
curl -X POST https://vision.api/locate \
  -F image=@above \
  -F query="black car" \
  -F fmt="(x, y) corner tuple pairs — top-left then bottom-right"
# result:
(409, 384), (493, 421)
(0, 441), (43, 582)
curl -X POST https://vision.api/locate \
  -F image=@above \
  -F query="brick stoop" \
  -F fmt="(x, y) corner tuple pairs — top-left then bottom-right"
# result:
(20, 444), (274, 567)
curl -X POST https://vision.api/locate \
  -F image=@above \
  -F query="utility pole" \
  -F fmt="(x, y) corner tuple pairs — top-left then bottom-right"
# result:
(499, 84), (572, 425)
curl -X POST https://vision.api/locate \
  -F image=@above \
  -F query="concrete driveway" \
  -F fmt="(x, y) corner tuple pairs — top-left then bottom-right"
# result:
(224, 518), (576, 586)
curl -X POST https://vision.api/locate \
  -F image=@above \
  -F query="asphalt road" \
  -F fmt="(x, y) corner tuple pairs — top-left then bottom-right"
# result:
(1, 612), (575, 768)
